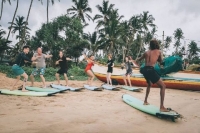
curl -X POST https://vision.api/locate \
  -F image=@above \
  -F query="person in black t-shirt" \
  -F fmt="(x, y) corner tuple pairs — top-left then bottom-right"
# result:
(106, 54), (114, 85)
(11, 45), (34, 91)
(55, 51), (72, 86)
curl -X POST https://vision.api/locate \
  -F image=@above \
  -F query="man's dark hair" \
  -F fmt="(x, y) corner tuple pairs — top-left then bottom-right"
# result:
(150, 39), (160, 50)
(23, 45), (30, 50)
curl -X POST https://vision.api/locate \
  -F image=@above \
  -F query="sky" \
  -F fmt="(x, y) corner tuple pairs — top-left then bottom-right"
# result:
(1, 0), (200, 55)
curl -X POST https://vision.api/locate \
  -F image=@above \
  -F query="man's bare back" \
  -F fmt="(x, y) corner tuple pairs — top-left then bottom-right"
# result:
(144, 49), (162, 67)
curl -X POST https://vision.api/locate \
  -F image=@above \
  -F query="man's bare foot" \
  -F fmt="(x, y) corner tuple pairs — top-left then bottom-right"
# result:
(143, 102), (150, 105)
(43, 86), (47, 88)
(160, 107), (170, 112)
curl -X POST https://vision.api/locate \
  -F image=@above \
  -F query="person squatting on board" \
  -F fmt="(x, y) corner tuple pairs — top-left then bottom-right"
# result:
(83, 54), (95, 86)
(106, 54), (114, 86)
(123, 56), (134, 87)
(55, 51), (72, 86)
(11, 45), (34, 91)
(136, 39), (169, 112)
(30, 47), (52, 88)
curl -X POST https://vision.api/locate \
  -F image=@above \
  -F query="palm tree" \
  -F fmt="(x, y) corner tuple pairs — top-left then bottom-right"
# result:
(6, 0), (18, 41)
(83, 31), (102, 55)
(8, 16), (29, 42)
(173, 28), (184, 54)
(39, 0), (60, 23)
(136, 11), (155, 59)
(164, 36), (172, 54)
(132, 34), (143, 60)
(0, 0), (11, 20)
(93, 0), (114, 29)
(187, 41), (199, 61)
(47, 0), (60, 23)
(140, 11), (155, 32)
(67, 0), (92, 23)
(21, 0), (33, 45)
(98, 9), (124, 56)
(0, 26), (12, 61)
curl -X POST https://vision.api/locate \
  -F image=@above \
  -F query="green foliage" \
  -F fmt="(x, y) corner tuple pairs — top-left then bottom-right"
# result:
(0, 65), (88, 81)
(187, 64), (200, 71)
(97, 56), (108, 65)
(68, 65), (88, 80)
(29, 15), (88, 66)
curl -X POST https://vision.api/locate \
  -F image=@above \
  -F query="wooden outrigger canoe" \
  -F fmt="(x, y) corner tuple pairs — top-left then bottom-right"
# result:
(92, 64), (200, 91)
(94, 72), (200, 91)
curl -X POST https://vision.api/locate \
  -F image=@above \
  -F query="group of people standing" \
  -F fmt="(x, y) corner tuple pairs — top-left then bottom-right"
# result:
(83, 39), (169, 112)
(83, 53), (136, 87)
(11, 47), (72, 91)
(11, 39), (169, 112)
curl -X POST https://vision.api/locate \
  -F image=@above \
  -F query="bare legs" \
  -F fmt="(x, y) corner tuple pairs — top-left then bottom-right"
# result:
(30, 74), (46, 88)
(55, 73), (68, 86)
(86, 70), (95, 86)
(144, 82), (151, 105)
(143, 79), (168, 112)
(106, 72), (112, 85)
(123, 74), (132, 86)
(156, 80), (168, 112)
(40, 75), (46, 88)
(11, 72), (28, 91)
(64, 74), (68, 86)
(30, 74), (34, 86)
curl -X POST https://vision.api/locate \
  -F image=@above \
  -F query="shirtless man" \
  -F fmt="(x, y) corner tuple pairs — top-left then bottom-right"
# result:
(136, 39), (168, 112)
(30, 47), (52, 88)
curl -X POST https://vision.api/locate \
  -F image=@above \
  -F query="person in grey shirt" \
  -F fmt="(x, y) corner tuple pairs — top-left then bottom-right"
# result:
(30, 47), (52, 88)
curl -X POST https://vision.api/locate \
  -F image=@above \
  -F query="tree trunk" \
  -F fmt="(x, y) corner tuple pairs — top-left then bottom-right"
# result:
(0, 0), (4, 21)
(21, 0), (33, 45)
(136, 36), (143, 59)
(6, 0), (19, 41)
(47, 0), (49, 23)
(109, 41), (113, 54)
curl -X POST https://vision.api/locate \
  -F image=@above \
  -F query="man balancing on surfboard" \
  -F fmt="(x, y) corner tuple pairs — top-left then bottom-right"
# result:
(136, 39), (169, 112)
(30, 47), (52, 88)
(11, 45), (35, 91)
(55, 50), (72, 86)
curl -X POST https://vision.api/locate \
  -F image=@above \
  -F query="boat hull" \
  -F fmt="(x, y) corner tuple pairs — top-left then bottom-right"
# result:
(94, 72), (200, 91)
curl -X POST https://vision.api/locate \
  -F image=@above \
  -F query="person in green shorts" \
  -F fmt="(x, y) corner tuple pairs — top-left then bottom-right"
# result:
(11, 45), (34, 91)
(30, 47), (52, 88)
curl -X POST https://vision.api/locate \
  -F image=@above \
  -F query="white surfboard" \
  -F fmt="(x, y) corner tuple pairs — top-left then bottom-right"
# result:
(83, 85), (102, 91)
(0, 89), (56, 96)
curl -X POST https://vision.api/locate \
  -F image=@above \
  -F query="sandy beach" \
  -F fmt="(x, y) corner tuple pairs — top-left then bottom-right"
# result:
(0, 72), (200, 133)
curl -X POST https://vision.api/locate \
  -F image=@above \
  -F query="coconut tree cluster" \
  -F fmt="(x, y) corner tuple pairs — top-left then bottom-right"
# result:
(0, 0), (199, 65)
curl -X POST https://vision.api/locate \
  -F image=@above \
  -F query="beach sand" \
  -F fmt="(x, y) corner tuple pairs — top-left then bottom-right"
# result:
(0, 72), (200, 133)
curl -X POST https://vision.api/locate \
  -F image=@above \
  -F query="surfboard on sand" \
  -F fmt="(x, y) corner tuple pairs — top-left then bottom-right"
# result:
(83, 84), (102, 91)
(121, 86), (143, 92)
(122, 94), (182, 122)
(101, 84), (120, 91)
(25, 86), (61, 93)
(0, 89), (56, 96)
(50, 84), (83, 91)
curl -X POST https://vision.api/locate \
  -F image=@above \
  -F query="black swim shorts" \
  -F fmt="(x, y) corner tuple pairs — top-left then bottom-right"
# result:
(142, 66), (160, 84)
